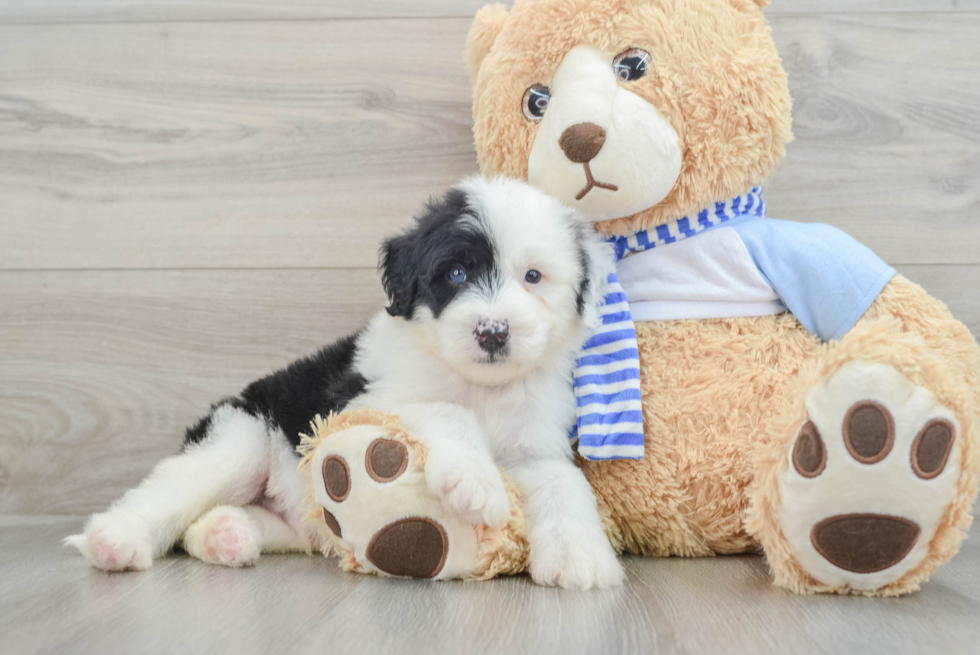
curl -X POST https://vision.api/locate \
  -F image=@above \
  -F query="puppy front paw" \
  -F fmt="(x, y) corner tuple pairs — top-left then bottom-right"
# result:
(530, 532), (624, 590)
(67, 512), (154, 571)
(426, 453), (511, 527)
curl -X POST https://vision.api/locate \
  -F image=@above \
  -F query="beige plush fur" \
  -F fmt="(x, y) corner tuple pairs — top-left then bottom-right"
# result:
(469, 0), (793, 236)
(468, 0), (980, 594)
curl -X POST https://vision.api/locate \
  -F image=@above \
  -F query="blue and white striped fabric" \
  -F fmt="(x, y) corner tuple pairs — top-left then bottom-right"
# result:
(571, 273), (644, 460)
(572, 187), (766, 461)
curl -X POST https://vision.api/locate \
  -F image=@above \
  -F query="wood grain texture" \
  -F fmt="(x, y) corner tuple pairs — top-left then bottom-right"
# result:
(1, 0), (978, 25)
(2, 14), (980, 270)
(767, 14), (980, 264)
(1, 265), (976, 515)
(0, 269), (386, 514)
(0, 0), (491, 24)
(0, 19), (478, 271)
(1, 517), (978, 655)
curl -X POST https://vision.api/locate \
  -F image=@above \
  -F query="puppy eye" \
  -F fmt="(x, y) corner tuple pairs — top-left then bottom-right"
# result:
(522, 84), (551, 121)
(448, 267), (467, 284)
(524, 269), (542, 284)
(613, 48), (651, 82)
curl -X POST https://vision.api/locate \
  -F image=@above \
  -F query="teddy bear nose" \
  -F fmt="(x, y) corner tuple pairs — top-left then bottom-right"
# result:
(559, 122), (607, 164)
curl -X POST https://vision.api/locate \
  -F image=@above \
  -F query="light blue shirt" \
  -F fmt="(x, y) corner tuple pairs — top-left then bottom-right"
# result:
(733, 218), (895, 341)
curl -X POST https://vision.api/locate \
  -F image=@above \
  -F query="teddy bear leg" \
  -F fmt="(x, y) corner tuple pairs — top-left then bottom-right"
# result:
(748, 321), (979, 596)
(301, 407), (528, 581)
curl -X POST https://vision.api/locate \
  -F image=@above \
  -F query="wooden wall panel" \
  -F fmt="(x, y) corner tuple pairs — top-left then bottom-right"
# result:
(2, 15), (979, 270)
(0, 0), (977, 25)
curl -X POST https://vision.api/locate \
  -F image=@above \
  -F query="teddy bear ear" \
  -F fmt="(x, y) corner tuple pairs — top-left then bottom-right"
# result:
(465, 4), (510, 86)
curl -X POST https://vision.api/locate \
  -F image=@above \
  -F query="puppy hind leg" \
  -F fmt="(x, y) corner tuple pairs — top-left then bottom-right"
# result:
(67, 405), (272, 571)
(182, 504), (309, 568)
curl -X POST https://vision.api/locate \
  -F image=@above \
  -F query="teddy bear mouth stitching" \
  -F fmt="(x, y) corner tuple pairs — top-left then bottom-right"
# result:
(558, 122), (619, 200)
(575, 162), (619, 200)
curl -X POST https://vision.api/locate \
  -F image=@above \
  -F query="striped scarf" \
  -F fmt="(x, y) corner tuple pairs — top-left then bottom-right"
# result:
(572, 187), (767, 460)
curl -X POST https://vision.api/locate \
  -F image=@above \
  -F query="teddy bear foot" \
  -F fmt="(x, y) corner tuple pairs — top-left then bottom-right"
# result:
(299, 410), (529, 581)
(777, 360), (961, 593)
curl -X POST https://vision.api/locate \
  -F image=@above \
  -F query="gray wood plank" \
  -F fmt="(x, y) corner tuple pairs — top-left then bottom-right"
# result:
(1, 264), (976, 515)
(768, 0), (980, 12)
(0, 0), (978, 25)
(0, 0), (490, 24)
(0, 268), (386, 514)
(766, 14), (980, 264)
(2, 14), (980, 270)
(0, 19), (479, 271)
(1, 517), (978, 655)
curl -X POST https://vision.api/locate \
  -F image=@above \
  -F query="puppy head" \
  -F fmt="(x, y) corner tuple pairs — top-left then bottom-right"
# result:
(380, 176), (612, 386)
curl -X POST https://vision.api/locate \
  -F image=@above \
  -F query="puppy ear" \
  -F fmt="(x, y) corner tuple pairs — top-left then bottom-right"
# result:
(465, 4), (509, 86)
(379, 232), (419, 318)
(575, 228), (617, 330)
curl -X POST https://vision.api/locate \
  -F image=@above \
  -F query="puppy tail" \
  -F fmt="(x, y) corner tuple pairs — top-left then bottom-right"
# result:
(63, 533), (87, 555)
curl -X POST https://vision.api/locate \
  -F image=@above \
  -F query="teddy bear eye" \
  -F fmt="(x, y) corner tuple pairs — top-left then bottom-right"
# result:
(522, 84), (551, 121)
(613, 48), (651, 82)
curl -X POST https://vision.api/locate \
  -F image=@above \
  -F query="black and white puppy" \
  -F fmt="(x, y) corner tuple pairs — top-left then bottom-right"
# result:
(67, 176), (624, 589)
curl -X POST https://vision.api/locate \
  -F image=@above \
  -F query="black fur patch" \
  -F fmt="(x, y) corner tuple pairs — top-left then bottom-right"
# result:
(575, 245), (591, 317)
(380, 188), (497, 319)
(183, 332), (367, 450)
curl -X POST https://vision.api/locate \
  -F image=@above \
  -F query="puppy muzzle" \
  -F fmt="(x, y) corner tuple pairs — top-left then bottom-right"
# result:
(475, 319), (509, 358)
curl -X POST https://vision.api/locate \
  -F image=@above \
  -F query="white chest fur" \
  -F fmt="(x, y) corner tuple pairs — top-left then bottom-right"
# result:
(351, 312), (577, 464)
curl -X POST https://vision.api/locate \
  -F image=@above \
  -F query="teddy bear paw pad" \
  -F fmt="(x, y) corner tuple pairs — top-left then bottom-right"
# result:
(310, 424), (480, 579)
(779, 360), (961, 590)
(367, 517), (448, 578)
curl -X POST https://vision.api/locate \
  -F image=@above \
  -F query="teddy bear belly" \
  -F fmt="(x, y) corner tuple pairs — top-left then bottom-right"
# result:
(581, 312), (822, 557)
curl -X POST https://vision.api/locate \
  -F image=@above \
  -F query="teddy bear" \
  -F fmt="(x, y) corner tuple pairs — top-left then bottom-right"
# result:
(303, 0), (980, 596)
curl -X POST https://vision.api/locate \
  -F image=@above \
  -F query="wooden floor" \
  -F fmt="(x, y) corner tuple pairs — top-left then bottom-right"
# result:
(2, 1), (980, 653)
(1, 516), (979, 655)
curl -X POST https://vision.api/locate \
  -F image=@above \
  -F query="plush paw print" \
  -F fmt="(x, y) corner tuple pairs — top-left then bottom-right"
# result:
(310, 424), (482, 580)
(780, 361), (961, 590)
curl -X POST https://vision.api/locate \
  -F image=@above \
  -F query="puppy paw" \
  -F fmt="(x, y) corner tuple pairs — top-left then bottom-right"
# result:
(529, 532), (625, 590)
(426, 452), (511, 527)
(66, 512), (154, 571)
(183, 506), (261, 568)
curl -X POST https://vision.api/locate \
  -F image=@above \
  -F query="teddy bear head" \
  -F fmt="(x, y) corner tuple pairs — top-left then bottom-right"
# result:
(467, 0), (793, 236)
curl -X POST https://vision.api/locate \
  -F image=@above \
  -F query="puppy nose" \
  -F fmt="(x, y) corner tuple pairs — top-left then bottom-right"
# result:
(476, 320), (509, 355)
(559, 122), (606, 163)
